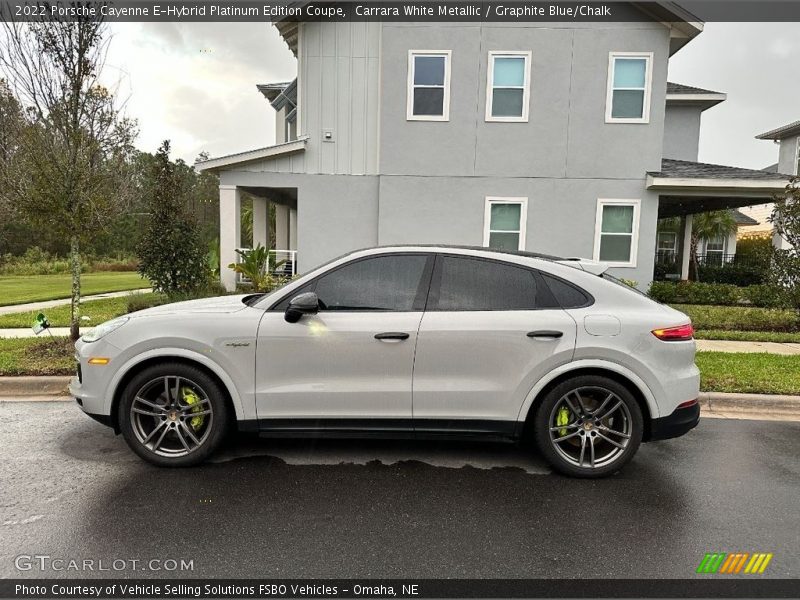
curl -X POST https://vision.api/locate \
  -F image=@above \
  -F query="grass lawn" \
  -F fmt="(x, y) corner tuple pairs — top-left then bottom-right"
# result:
(0, 271), (148, 306)
(696, 352), (800, 395)
(0, 337), (75, 376)
(0, 295), (135, 328)
(694, 330), (800, 343)
(671, 304), (800, 333)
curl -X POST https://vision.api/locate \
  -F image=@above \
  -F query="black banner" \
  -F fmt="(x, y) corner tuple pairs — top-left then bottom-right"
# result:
(2, 0), (800, 22)
(3, 579), (800, 599)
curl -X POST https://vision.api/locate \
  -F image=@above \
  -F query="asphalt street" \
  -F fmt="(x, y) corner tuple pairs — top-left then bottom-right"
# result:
(1, 401), (799, 579)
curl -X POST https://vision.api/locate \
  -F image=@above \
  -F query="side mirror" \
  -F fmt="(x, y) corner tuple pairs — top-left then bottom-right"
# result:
(284, 292), (319, 323)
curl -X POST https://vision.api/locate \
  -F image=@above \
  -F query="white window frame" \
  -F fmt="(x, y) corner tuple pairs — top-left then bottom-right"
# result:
(407, 50), (451, 122)
(593, 198), (641, 268)
(657, 231), (678, 258)
(483, 197), (528, 251)
(795, 136), (800, 176)
(605, 52), (653, 124)
(485, 51), (532, 122)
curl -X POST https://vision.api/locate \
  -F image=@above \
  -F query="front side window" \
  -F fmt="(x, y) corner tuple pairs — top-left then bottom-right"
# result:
(433, 256), (540, 311)
(657, 231), (678, 260)
(486, 51), (531, 121)
(407, 51), (451, 121)
(594, 199), (640, 267)
(483, 197), (527, 251)
(313, 254), (429, 311)
(606, 53), (652, 123)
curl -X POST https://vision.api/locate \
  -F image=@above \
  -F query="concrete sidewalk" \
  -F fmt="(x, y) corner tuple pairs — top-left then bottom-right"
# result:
(0, 288), (151, 316)
(696, 339), (800, 355)
(0, 327), (78, 338)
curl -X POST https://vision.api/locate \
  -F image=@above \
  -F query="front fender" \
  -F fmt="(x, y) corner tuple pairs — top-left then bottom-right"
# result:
(105, 347), (249, 422)
(515, 358), (660, 423)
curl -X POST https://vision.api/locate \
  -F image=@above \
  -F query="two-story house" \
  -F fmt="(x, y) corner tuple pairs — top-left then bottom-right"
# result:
(198, 3), (792, 291)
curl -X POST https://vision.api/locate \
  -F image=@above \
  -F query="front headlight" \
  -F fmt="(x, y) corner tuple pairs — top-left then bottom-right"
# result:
(81, 317), (130, 343)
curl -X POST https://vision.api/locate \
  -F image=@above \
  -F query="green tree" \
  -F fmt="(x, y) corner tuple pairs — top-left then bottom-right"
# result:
(690, 210), (737, 281)
(769, 179), (800, 306)
(0, 20), (137, 339)
(136, 141), (209, 295)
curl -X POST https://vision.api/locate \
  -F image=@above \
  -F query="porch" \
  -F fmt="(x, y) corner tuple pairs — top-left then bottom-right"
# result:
(647, 159), (792, 280)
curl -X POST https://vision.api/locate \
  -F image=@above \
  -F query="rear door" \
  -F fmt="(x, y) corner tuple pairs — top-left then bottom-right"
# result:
(412, 255), (577, 434)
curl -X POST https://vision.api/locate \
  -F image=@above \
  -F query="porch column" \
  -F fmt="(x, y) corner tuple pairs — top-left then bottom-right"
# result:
(680, 214), (693, 281)
(275, 204), (289, 249)
(252, 197), (270, 249)
(289, 208), (298, 251)
(219, 185), (241, 292)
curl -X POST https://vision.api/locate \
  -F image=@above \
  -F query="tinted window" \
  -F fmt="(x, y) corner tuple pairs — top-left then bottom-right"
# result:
(434, 256), (538, 311)
(542, 273), (591, 308)
(314, 255), (428, 311)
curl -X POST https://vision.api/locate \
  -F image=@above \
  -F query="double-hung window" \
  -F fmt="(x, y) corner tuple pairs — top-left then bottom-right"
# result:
(486, 51), (531, 121)
(606, 52), (653, 123)
(483, 197), (528, 251)
(407, 51), (451, 121)
(593, 199), (640, 267)
(704, 236), (726, 266)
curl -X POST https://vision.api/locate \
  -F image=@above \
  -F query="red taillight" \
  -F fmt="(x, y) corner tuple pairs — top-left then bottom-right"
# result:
(652, 323), (694, 341)
(676, 398), (698, 409)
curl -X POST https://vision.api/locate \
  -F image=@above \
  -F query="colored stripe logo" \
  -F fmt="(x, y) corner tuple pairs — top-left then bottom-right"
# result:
(697, 552), (773, 574)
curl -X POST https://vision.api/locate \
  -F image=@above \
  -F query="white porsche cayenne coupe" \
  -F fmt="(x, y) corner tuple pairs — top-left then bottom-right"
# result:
(70, 246), (700, 477)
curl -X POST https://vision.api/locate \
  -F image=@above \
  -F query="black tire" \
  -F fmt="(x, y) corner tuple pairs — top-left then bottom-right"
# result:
(532, 375), (643, 478)
(118, 362), (230, 467)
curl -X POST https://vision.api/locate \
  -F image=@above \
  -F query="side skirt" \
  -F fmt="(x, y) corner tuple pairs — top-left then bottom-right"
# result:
(238, 418), (520, 442)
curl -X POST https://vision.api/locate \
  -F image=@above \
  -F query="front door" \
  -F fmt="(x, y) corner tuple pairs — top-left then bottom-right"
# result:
(412, 255), (577, 435)
(255, 253), (433, 430)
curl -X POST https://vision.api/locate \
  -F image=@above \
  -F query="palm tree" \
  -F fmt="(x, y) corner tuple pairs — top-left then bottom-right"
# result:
(690, 210), (737, 281)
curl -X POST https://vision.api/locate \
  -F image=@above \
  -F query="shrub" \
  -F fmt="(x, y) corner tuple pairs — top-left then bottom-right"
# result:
(676, 281), (740, 305)
(741, 285), (791, 309)
(648, 281), (678, 303)
(674, 304), (800, 333)
(697, 263), (765, 287)
(126, 292), (169, 313)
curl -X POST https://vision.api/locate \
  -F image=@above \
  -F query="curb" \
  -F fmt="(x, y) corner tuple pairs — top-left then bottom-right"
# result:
(0, 376), (71, 397)
(699, 392), (800, 415)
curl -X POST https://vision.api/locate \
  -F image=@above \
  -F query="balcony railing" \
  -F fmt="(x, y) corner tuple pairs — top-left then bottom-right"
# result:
(233, 248), (297, 285)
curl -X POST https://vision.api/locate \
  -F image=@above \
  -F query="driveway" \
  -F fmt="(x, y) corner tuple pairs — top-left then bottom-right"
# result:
(0, 401), (798, 580)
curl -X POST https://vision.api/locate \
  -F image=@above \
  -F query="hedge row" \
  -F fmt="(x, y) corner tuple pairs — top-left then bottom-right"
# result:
(648, 281), (795, 309)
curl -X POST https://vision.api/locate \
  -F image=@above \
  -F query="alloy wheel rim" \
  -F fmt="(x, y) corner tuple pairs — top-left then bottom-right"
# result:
(548, 386), (632, 469)
(130, 376), (214, 458)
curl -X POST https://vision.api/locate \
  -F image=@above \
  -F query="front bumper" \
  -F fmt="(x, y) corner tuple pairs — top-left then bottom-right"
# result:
(648, 401), (700, 441)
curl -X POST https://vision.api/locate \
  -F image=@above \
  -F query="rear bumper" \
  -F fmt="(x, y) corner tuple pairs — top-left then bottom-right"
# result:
(648, 401), (700, 441)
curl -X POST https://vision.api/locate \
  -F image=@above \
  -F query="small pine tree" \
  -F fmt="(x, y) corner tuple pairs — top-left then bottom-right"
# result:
(137, 141), (209, 295)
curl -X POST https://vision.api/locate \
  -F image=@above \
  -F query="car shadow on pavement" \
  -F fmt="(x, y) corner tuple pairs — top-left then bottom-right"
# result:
(59, 419), (694, 579)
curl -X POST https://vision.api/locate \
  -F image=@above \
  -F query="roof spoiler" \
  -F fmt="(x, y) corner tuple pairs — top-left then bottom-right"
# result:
(555, 257), (609, 276)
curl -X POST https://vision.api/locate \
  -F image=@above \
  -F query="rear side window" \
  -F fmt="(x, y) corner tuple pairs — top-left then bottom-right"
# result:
(432, 256), (539, 311)
(541, 273), (592, 309)
(314, 254), (428, 311)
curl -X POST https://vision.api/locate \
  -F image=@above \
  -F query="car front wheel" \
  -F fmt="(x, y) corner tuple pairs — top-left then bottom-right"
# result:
(118, 363), (229, 467)
(533, 375), (643, 478)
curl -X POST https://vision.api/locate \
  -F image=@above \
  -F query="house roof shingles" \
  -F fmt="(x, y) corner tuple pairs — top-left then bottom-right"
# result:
(666, 82), (723, 96)
(756, 120), (800, 141)
(650, 158), (791, 181)
(731, 209), (759, 226)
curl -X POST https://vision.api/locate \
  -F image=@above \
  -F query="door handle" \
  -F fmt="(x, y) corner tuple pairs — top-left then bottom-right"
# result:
(374, 332), (410, 340)
(527, 330), (564, 339)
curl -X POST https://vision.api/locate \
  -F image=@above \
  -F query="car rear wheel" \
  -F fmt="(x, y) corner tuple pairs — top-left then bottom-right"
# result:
(533, 375), (643, 478)
(118, 363), (229, 467)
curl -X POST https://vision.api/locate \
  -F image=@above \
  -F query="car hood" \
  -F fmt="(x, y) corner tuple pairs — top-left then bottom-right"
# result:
(129, 294), (253, 318)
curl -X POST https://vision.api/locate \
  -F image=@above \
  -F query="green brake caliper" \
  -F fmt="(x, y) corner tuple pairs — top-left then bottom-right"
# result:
(556, 406), (571, 437)
(181, 387), (205, 431)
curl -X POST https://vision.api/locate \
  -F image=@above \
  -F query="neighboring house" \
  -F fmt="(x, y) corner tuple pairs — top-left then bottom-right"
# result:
(735, 121), (800, 251)
(198, 4), (792, 291)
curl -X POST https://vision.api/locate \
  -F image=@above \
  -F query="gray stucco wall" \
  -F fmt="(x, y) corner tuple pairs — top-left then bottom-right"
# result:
(662, 104), (701, 161)
(379, 21), (670, 179)
(377, 175), (658, 286)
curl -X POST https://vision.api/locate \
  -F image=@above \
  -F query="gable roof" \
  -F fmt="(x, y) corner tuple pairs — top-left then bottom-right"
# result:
(756, 120), (800, 141)
(666, 81), (726, 110)
(731, 209), (759, 226)
(666, 82), (722, 95)
(273, 2), (703, 56)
